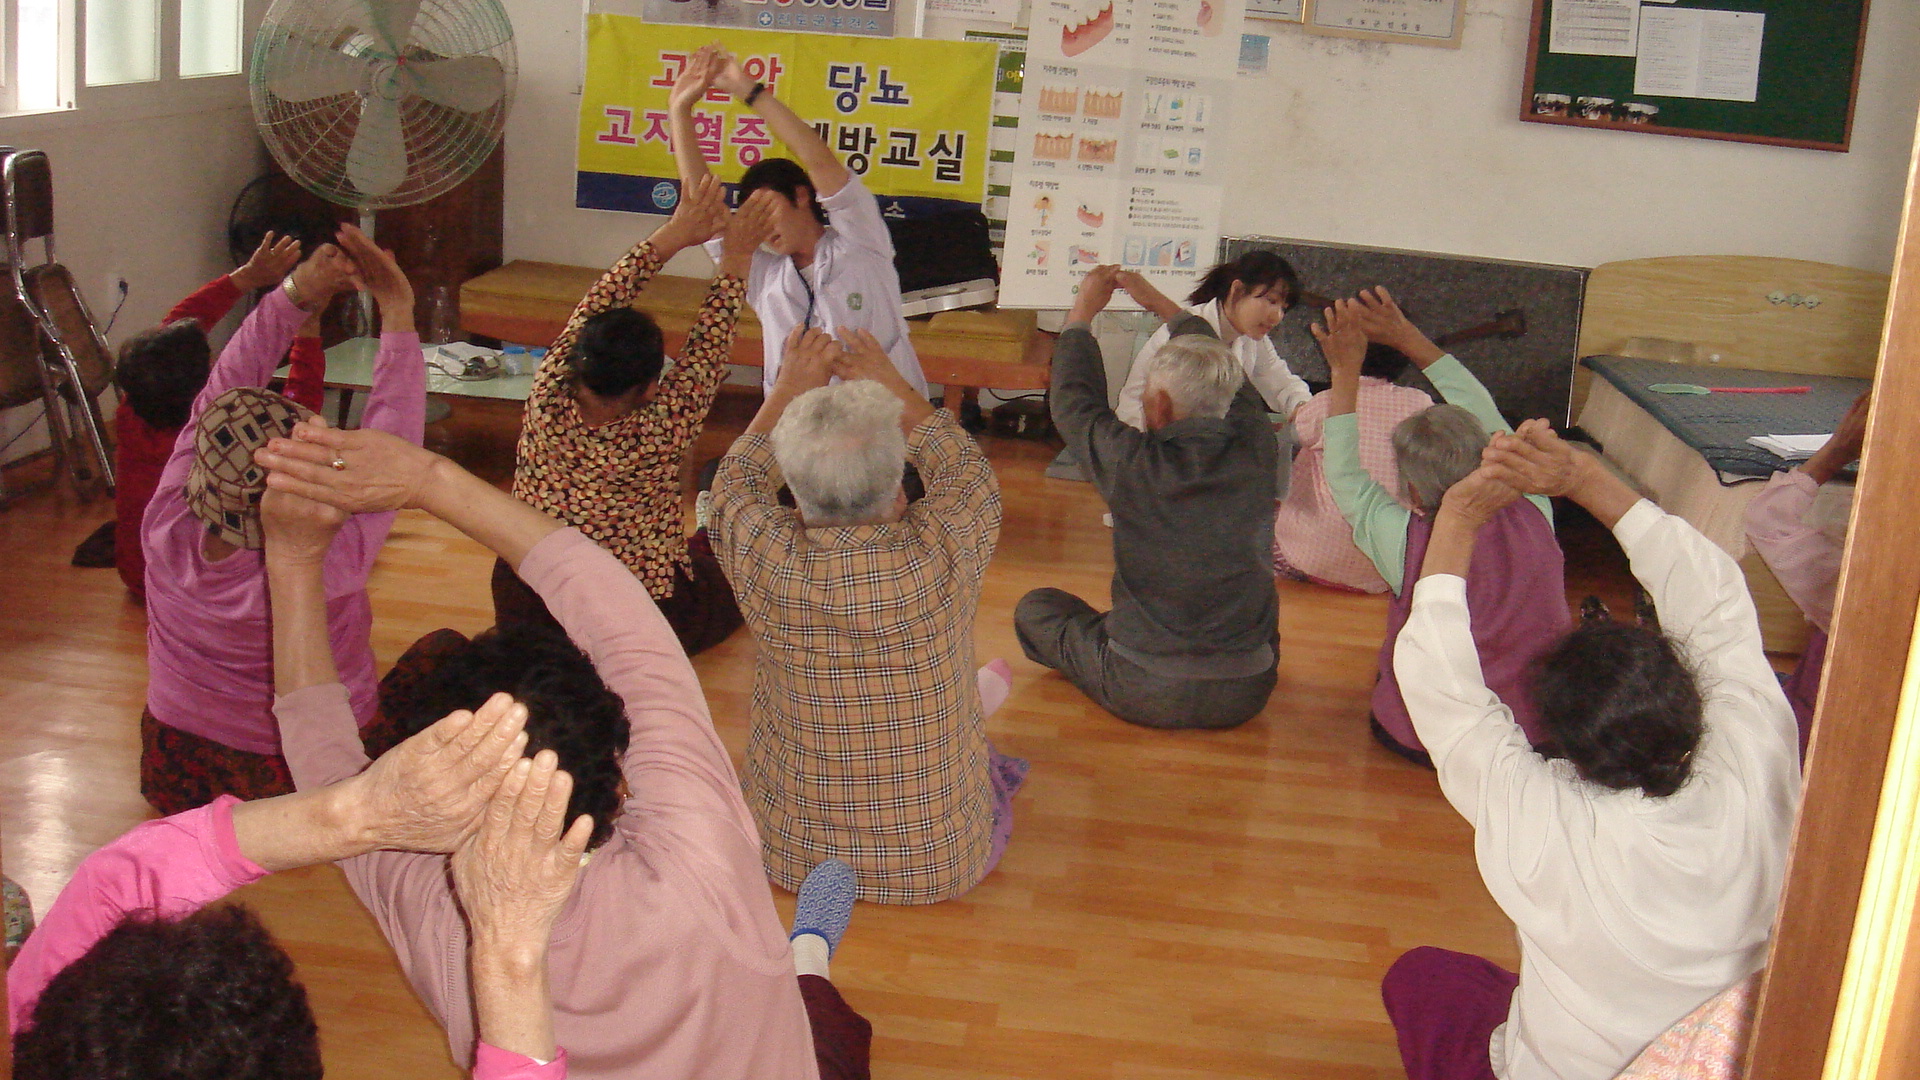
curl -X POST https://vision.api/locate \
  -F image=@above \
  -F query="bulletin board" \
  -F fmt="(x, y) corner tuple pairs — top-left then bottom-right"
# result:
(1520, 0), (1871, 152)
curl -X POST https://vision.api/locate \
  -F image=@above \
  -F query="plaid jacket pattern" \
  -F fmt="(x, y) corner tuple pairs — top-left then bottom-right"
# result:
(710, 414), (1002, 904)
(512, 240), (743, 600)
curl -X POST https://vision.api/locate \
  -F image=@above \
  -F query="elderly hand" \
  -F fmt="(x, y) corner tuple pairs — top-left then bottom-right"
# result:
(352, 692), (532, 853)
(777, 327), (840, 394)
(261, 484), (348, 566)
(452, 749), (593, 948)
(335, 224), (414, 325)
(231, 231), (305, 293)
(1349, 286), (1444, 366)
(1311, 298), (1368, 381)
(1437, 463), (1522, 528)
(1482, 420), (1582, 498)
(1068, 265), (1120, 325)
(1115, 269), (1182, 322)
(655, 174), (728, 255)
(255, 421), (443, 514)
(721, 189), (780, 270)
(833, 327), (897, 385)
(287, 243), (358, 311)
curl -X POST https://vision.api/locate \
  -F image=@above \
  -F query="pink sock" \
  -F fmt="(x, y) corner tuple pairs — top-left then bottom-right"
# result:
(978, 658), (1013, 717)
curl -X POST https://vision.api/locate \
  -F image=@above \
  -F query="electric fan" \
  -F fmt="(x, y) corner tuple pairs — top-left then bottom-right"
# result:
(249, 0), (517, 211)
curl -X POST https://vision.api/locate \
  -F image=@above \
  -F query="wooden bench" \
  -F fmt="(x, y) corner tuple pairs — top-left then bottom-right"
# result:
(460, 260), (1052, 409)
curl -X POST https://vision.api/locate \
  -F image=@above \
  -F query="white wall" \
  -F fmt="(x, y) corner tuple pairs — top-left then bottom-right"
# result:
(1229, 1), (1920, 272)
(503, 0), (1920, 278)
(0, 99), (265, 465)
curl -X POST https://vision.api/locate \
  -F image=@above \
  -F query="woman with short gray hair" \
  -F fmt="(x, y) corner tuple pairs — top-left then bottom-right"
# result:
(769, 379), (909, 526)
(1315, 288), (1569, 767)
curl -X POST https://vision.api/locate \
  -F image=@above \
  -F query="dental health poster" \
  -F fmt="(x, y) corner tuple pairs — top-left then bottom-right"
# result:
(998, 0), (1243, 308)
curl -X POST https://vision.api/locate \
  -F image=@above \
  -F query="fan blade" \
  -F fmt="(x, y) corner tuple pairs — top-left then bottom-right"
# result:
(263, 36), (368, 102)
(346, 94), (408, 198)
(363, 0), (426, 55)
(401, 55), (505, 113)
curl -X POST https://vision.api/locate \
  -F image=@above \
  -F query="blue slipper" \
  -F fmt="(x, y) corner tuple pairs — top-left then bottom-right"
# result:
(790, 858), (857, 957)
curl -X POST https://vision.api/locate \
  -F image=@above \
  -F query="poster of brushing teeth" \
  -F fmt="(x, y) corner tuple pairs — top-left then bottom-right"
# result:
(998, 0), (1243, 308)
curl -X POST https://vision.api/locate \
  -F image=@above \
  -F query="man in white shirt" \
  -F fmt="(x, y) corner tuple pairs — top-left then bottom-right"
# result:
(1383, 421), (1800, 1080)
(670, 44), (928, 397)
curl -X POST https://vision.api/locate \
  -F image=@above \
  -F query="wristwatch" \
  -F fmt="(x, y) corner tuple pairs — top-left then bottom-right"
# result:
(281, 275), (310, 311)
(745, 82), (768, 107)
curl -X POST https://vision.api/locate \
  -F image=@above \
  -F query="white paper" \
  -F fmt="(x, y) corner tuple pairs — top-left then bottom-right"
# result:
(1311, 0), (1459, 41)
(1634, 8), (1763, 103)
(929, 0), (1023, 24)
(1549, 0), (1638, 58)
(1000, 0), (1240, 307)
(1748, 434), (1830, 460)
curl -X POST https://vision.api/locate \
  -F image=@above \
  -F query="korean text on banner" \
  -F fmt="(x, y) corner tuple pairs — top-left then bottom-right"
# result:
(578, 16), (996, 218)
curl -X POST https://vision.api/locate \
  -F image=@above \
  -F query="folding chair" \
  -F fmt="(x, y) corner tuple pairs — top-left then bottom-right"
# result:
(4, 149), (115, 498)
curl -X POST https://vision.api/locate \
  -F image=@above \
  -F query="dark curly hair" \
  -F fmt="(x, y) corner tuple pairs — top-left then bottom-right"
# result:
(1188, 250), (1299, 312)
(571, 307), (667, 401)
(13, 903), (321, 1080)
(398, 624), (631, 849)
(1532, 622), (1704, 798)
(738, 157), (828, 225)
(1362, 342), (1412, 382)
(115, 320), (213, 430)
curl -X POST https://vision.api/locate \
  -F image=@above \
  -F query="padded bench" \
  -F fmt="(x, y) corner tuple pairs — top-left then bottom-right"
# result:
(459, 260), (1051, 409)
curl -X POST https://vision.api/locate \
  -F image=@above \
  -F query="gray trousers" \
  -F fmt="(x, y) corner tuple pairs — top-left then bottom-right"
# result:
(1014, 588), (1276, 731)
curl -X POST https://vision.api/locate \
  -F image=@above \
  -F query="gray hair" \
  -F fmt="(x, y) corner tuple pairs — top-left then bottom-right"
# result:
(1393, 404), (1491, 514)
(1142, 334), (1243, 420)
(770, 380), (907, 526)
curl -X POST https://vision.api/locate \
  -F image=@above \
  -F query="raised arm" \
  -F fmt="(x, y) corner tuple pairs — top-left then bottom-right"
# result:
(710, 47), (851, 197)
(531, 175), (730, 396)
(1744, 394), (1864, 632)
(190, 242), (357, 417)
(650, 186), (773, 413)
(165, 232), (303, 328)
(1317, 299), (1413, 588)
(668, 46), (720, 183)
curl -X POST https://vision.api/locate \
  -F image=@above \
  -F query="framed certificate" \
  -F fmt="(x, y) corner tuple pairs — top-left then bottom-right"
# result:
(1305, 0), (1465, 48)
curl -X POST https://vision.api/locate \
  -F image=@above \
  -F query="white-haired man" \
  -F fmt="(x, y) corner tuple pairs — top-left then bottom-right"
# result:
(1016, 265), (1280, 730)
(709, 327), (1023, 906)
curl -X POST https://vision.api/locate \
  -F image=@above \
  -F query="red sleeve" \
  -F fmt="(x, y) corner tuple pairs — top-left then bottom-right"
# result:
(283, 335), (326, 412)
(165, 274), (243, 329)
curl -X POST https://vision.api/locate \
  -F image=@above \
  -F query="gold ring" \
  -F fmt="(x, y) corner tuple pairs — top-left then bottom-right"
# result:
(329, 456), (347, 472)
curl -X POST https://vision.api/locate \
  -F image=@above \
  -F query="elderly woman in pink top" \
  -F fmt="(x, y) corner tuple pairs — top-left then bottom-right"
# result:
(1275, 341), (1434, 592)
(253, 422), (872, 1080)
(1743, 389), (1868, 758)
(137, 226), (425, 813)
(9, 685), (585, 1080)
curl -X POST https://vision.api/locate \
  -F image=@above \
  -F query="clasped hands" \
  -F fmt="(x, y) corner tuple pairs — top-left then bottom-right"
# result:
(773, 324), (905, 394)
(1437, 419), (1591, 528)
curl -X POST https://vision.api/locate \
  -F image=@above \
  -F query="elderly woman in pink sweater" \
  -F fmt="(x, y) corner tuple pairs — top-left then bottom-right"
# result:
(137, 226), (425, 813)
(253, 421), (872, 1080)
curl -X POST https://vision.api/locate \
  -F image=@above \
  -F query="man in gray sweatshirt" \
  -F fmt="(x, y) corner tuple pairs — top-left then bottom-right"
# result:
(1015, 266), (1280, 730)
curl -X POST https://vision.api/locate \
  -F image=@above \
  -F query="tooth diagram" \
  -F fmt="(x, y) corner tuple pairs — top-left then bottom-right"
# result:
(1076, 203), (1104, 227)
(1062, 0), (1115, 57)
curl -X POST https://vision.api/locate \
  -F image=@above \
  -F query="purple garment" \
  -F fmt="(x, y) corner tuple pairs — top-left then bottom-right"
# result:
(1782, 626), (1825, 761)
(1382, 946), (1519, 1080)
(141, 287), (425, 753)
(1373, 501), (1568, 754)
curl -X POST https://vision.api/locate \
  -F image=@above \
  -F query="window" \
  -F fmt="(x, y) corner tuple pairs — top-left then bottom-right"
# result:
(0, 0), (243, 115)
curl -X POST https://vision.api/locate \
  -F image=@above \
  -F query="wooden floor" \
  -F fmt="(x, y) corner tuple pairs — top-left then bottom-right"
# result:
(0, 394), (1643, 1079)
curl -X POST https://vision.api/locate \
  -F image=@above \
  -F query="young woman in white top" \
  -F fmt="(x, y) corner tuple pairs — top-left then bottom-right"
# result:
(1382, 420), (1801, 1080)
(1114, 251), (1311, 430)
(670, 44), (928, 398)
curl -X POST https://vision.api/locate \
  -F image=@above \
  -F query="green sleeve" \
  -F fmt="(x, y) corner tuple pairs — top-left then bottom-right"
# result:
(1423, 354), (1554, 527)
(1325, 412), (1412, 593)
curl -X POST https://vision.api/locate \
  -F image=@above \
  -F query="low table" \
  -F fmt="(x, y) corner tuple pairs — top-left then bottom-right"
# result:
(458, 260), (1052, 409)
(292, 338), (534, 427)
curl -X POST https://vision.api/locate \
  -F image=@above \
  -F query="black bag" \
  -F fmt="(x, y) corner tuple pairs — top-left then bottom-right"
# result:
(884, 208), (999, 294)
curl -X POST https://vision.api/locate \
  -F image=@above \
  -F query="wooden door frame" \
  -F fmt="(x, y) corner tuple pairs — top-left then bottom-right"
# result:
(1746, 107), (1920, 1076)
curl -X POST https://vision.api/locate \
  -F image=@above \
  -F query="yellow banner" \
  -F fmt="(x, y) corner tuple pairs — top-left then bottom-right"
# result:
(577, 16), (996, 215)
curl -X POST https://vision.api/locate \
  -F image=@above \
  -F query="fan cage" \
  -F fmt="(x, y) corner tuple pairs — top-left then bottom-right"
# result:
(250, 0), (517, 211)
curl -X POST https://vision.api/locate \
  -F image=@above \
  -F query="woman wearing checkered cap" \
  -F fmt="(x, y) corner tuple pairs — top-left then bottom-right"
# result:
(136, 226), (427, 814)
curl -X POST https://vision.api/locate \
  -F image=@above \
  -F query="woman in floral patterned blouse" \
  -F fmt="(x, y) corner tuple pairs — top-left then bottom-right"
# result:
(499, 176), (777, 655)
